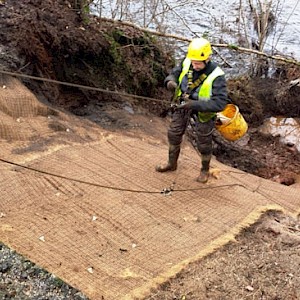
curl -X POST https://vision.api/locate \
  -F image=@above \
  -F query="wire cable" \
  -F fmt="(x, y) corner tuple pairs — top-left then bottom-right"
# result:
(0, 69), (169, 105)
(0, 158), (247, 194)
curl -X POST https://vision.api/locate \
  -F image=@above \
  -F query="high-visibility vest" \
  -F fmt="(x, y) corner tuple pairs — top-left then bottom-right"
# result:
(177, 57), (225, 122)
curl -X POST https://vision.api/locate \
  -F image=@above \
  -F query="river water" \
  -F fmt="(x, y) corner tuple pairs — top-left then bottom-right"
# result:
(91, 0), (300, 60)
(259, 117), (300, 152)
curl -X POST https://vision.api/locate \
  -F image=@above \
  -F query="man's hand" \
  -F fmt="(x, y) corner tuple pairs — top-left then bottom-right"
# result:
(176, 99), (194, 110)
(166, 80), (178, 91)
(181, 93), (190, 101)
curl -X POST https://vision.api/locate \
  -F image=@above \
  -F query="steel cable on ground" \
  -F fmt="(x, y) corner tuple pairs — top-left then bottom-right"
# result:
(0, 158), (248, 194)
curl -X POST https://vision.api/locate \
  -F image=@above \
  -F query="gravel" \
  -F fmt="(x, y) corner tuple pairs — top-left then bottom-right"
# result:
(0, 243), (89, 300)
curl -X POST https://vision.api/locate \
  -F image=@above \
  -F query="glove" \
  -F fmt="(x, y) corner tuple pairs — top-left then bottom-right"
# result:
(166, 80), (178, 91)
(181, 93), (190, 101)
(176, 99), (194, 110)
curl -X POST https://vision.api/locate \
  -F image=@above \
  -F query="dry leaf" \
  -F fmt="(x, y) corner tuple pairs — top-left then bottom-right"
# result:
(209, 168), (221, 179)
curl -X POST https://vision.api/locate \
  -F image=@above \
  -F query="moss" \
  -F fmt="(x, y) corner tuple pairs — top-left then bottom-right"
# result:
(51, 275), (65, 288)
(103, 32), (124, 66)
(228, 44), (239, 50)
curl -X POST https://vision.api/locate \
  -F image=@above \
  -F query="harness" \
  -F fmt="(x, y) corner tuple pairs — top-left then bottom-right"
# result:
(187, 69), (207, 93)
(175, 58), (225, 122)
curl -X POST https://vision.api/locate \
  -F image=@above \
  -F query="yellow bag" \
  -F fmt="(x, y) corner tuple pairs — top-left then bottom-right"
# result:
(216, 104), (248, 141)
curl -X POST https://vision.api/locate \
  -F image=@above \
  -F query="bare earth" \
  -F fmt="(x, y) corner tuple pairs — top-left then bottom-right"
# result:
(145, 211), (300, 300)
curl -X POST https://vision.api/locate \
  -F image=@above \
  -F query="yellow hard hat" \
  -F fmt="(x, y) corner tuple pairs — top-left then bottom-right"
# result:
(187, 38), (212, 61)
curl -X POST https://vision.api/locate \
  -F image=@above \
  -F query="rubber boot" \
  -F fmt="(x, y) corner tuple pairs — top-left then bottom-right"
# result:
(155, 144), (180, 172)
(197, 154), (211, 183)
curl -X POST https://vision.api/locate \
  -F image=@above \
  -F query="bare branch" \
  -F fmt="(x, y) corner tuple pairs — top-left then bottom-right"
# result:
(101, 17), (300, 66)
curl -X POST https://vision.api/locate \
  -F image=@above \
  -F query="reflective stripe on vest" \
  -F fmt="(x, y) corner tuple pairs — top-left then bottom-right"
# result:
(176, 57), (191, 98)
(198, 67), (225, 99)
(198, 66), (224, 122)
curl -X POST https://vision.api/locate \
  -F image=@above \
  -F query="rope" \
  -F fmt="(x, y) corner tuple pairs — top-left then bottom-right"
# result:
(0, 69), (169, 105)
(0, 158), (247, 194)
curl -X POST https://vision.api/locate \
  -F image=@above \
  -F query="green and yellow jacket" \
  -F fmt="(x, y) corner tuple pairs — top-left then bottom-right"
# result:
(165, 58), (229, 122)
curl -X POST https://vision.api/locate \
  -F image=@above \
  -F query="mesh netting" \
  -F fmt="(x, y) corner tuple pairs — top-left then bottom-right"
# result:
(1, 76), (300, 300)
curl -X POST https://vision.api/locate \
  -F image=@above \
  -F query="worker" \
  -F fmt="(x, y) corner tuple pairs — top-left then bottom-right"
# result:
(155, 37), (229, 183)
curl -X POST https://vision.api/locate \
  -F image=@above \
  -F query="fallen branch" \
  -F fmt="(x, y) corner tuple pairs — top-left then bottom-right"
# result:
(214, 43), (300, 66)
(100, 17), (300, 66)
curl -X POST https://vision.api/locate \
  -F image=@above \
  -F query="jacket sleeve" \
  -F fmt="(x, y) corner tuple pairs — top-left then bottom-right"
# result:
(164, 61), (184, 88)
(190, 75), (228, 112)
